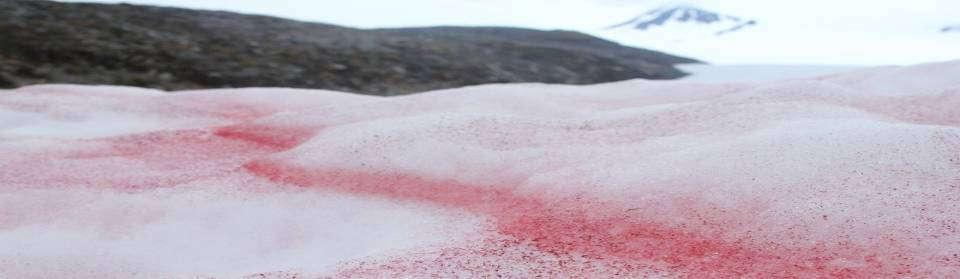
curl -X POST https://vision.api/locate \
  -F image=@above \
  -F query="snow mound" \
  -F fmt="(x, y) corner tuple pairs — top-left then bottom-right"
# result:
(2, 61), (960, 278)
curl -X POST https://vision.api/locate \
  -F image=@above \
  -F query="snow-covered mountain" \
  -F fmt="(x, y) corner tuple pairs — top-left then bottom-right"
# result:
(608, 5), (757, 36)
(597, 4), (765, 63)
(595, 3), (960, 65)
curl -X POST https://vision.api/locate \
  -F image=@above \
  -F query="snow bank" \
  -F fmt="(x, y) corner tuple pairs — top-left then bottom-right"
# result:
(677, 64), (860, 83)
(1, 61), (959, 278)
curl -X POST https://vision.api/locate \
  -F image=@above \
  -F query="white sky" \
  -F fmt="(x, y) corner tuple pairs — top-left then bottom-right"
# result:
(55, 0), (960, 64)
(56, 0), (642, 29)
(54, 0), (960, 29)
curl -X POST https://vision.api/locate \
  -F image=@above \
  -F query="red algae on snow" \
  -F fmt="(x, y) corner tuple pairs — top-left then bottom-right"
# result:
(0, 124), (316, 190)
(245, 160), (931, 278)
(2, 62), (960, 278)
(214, 123), (318, 152)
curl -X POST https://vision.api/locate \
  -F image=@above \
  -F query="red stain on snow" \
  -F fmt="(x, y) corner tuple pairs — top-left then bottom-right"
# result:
(3, 122), (317, 190)
(245, 159), (930, 278)
(1, 98), (945, 277)
(214, 123), (317, 151)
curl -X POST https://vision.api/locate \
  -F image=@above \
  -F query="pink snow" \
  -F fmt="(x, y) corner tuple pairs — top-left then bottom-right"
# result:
(1, 61), (959, 278)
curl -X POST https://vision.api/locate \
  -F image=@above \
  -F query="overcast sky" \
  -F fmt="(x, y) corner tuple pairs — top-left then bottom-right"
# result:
(54, 0), (960, 64)
(54, 0), (645, 29)
(54, 0), (960, 30)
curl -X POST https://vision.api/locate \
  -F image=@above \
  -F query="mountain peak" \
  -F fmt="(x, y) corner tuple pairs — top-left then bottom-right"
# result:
(608, 5), (757, 36)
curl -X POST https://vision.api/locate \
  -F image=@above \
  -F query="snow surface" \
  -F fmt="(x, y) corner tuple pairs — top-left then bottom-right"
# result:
(1, 61), (960, 278)
(678, 64), (861, 83)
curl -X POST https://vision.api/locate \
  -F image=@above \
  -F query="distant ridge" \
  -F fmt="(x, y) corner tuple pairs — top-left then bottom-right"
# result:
(0, 0), (698, 95)
(597, 3), (960, 64)
(609, 5), (757, 36)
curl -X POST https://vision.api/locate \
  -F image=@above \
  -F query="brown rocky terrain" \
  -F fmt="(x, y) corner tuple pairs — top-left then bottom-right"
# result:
(0, 0), (699, 95)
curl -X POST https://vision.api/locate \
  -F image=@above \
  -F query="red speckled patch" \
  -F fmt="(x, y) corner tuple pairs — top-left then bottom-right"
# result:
(214, 123), (318, 152)
(245, 160), (929, 278)
(1, 122), (316, 191)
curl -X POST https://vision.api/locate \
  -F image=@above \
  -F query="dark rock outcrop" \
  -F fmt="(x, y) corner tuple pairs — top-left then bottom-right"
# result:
(0, 0), (698, 95)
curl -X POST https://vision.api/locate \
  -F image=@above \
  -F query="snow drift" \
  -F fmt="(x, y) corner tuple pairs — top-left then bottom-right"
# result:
(1, 61), (959, 278)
